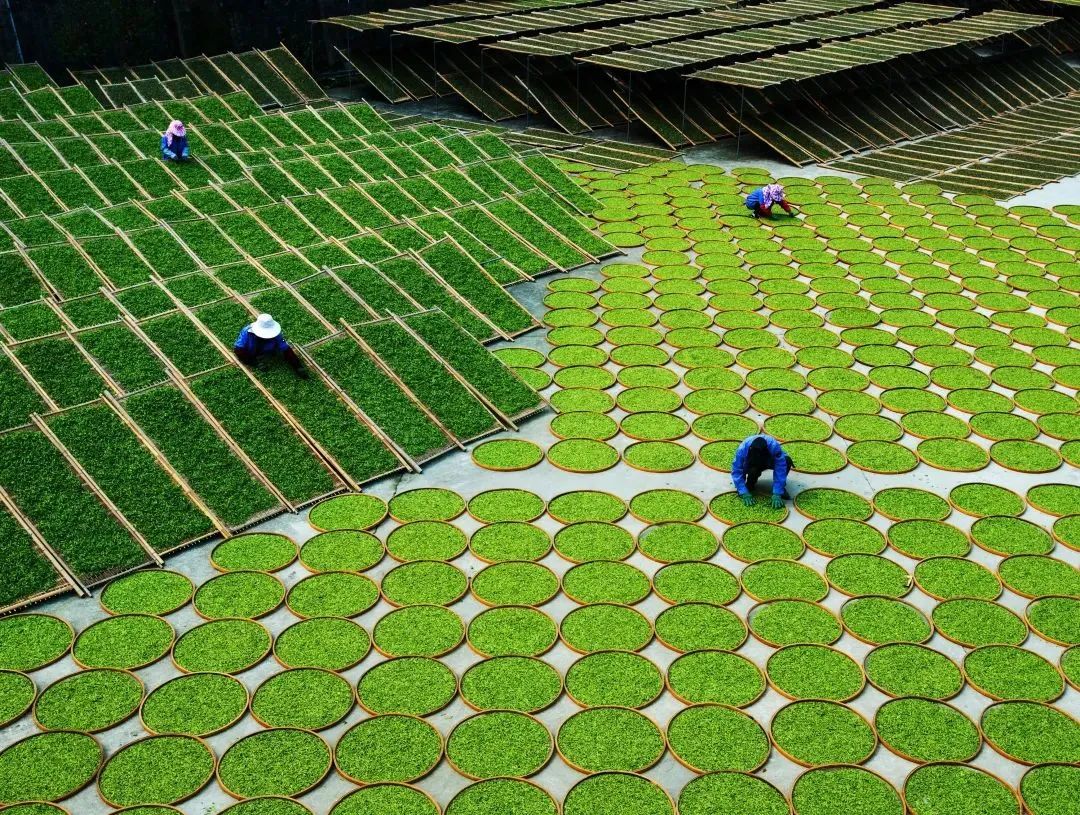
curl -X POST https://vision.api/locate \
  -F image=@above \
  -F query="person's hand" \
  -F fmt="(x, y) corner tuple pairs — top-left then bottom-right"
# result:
(741, 494), (755, 507)
(770, 495), (784, 510)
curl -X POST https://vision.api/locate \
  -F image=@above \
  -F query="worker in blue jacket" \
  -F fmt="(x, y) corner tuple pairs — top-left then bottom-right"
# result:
(745, 183), (794, 218)
(732, 434), (792, 508)
(234, 314), (308, 378)
(161, 120), (190, 162)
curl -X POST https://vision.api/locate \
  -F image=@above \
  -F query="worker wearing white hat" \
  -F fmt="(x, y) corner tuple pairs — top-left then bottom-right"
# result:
(233, 314), (308, 378)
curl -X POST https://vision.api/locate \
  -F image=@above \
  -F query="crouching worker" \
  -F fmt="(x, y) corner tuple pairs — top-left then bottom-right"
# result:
(161, 120), (190, 162)
(234, 313), (309, 378)
(732, 434), (792, 509)
(745, 183), (794, 218)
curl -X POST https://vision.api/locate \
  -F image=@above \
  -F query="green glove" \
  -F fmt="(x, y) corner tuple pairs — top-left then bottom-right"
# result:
(741, 494), (755, 507)
(770, 495), (784, 510)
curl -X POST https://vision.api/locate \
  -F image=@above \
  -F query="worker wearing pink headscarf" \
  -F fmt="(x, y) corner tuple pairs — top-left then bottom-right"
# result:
(745, 183), (794, 218)
(160, 120), (190, 162)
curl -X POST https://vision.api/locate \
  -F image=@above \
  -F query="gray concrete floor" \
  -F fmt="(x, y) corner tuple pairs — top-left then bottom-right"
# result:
(3, 129), (1078, 815)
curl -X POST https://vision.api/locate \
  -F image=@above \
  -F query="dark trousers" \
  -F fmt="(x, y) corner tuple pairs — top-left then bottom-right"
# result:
(235, 346), (303, 372)
(746, 455), (793, 492)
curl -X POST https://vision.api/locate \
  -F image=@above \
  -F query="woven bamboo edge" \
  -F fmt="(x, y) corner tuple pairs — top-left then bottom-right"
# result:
(1052, 514), (1080, 552)
(961, 644), (1066, 704)
(902, 761), (1022, 813)
(329, 783), (441, 815)
(471, 561), (558, 608)
(468, 522), (553, 565)
(0, 669), (35, 728)
(209, 531), (298, 573)
(98, 733), (216, 809)
(308, 493), (388, 533)
(384, 521), (469, 565)
(636, 521), (720, 565)
(769, 699), (879, 769)
(825, 553), (913, 599)
(546, 489), (628, 525)
(220, 796), (312, 815)
(139, 671), (250, 738)
(563, 649), (663, 709)
(0, 612), (75, 670)
(664, 648), (766, 708)
(560, 602), (655, 656)
(791, 488), (873, 523)
(98, 569), (196, 616)
(562, 561), (651, 606)
(1025, 484), (1076, 517)
(626, 489), (707, 525)
(931, 599), (1030, 649)
(765, 644), (867, 704)
(564, 770), (676, 814)
(386, 487), (467, 525)
(791, 764), (901, 815)
(217, 727), (331, 800)
(912, 556), (1002, 602)
(555, 706), (667, 775)
(473, 440), (544, 472)
(839, 595), (934, 647)
(667, 703), (771, 774)
(193, 570), (286, 621)
(969, 516), (1056, 559)
(742, 559), (830, 604)
(552, 521), (635, 565)
(273, 616), (371, 673)
(0, 730), (103, 804)
(466, 605), (557, 659)
(465, 488), (547, 524)
(1025, 595), (1080, 647)
(33, 667), (144, 734)
(459, 656), (563, 715)
(383, 560), (470, 608)
(655, 602), (748, 654)
(707, 491), (790, 525)
(72, 613), (175, 671)
(746, 600), (842, 649)
(651, 560), (741, 607)
(334, 714), (443, 786)
(445, 709), (554, 781)
(284, 570), (379, 619)
(722, 521), (806, 564)
(356, 655), (459, 717)
(988, 440), (1063, 475)
(171, 617), (273, 675)
(371, 603), (466, 660)
(297, 529), (386, 574)
(249, 667), (355, 732)
(875, 696), (983, 765)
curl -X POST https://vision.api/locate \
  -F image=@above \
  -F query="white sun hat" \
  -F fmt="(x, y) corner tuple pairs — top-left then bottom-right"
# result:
(251, 313), (282, 339)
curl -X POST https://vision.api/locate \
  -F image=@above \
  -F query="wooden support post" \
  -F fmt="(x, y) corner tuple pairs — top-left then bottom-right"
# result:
(1, 343), (61, 411)
(31, 411), (164, 565)
(165, 368), (297, 513)
(406, 244), (507, 340)
(340, 317), (464, 452)
(391, 311), (517, 430)
(147, 274), (362, 493)
(0, 484), (88, 596)
(296, 341), (419, 473)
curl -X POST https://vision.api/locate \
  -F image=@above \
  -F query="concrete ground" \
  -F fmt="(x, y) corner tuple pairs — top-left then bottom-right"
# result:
(3, 117), (1078, 815)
